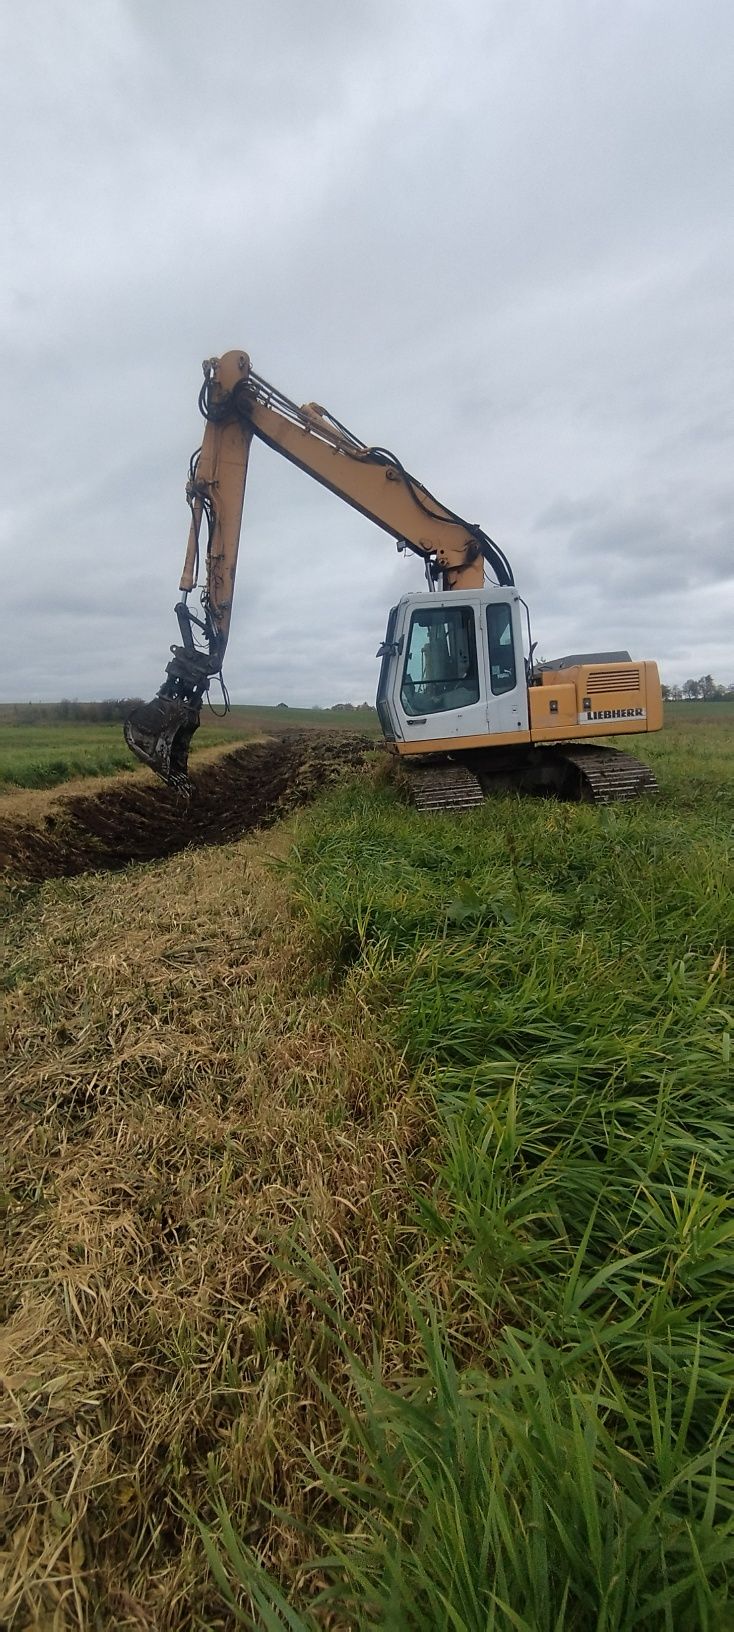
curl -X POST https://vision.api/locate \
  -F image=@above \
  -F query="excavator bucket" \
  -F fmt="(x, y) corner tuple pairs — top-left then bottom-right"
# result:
(123, 698), (200, 795)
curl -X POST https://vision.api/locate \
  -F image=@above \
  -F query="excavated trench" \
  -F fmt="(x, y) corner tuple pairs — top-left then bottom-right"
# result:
(1, 733), (374, 884)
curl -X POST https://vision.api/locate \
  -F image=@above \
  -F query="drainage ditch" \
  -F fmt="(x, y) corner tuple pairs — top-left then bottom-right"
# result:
(1, 733), (373, 883)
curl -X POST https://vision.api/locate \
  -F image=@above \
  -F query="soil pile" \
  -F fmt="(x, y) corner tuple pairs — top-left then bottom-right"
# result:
(1, 732), (373, 882)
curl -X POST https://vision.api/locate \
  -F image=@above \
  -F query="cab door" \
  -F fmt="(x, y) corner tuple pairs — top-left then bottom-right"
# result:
(482, 597), (529, 735)
(393, 599), (490, 743)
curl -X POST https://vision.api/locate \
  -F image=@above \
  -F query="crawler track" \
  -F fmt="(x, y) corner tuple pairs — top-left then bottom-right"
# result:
(400, 742), (658, 811)
(403, 763), (485, 811)
(556, 745), (659, 803)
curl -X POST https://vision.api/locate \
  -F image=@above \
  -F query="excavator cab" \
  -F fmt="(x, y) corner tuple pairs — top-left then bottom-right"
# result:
(377, 589), (530, 747)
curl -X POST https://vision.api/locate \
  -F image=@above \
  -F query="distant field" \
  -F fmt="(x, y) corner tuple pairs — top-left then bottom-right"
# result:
(663, 699), (734, 723)
(0, 703), (381, 791)
(643, 699), (734, 806)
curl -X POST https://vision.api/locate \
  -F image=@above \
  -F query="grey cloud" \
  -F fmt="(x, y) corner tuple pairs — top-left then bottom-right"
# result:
(534, 497), (612, 532)
(2, 0), (733, 703)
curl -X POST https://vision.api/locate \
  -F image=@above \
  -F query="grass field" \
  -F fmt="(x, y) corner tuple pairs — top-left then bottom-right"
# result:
(3, 705), (733, 1628)
(0, 704), (380, 792)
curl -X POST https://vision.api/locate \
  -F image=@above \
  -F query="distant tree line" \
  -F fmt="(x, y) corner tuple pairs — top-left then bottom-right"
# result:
(276, 702), (378, 713)
(10, 699), (380, 725)
(7, 699), (144, 725)
(661, 676), (733, 701)
(329, 702), (378, 713)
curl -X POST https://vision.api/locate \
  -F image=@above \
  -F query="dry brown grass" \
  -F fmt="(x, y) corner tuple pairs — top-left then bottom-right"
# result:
(2, 829), (432, 1629)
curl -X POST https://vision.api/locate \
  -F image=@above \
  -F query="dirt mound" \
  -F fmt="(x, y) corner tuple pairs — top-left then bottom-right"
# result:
(1, 732), (373, 882)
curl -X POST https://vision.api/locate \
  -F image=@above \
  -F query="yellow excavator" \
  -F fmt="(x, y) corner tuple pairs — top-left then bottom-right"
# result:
(124, 350), (662, 807)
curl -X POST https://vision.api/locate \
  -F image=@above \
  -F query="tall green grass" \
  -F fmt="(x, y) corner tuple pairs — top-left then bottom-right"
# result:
(0, 719), (249, 790)
(204, 738), (733, 1626)
(0, 727), (137, 788)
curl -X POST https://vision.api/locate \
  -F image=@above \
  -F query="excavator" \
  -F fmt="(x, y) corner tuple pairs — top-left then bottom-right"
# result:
(124, 350), (662, 808)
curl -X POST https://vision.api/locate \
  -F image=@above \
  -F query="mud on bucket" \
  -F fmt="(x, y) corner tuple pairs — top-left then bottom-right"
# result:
(124, 698), (200, 795)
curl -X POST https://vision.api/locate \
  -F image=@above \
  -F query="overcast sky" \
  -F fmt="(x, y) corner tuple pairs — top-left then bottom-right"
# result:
(2, 0), (732, 703)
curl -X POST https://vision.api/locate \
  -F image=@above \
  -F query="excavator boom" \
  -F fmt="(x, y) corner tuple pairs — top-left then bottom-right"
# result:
(125, 350), (512, 788)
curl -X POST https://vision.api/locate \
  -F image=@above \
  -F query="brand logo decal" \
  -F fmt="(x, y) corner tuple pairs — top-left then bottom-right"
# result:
(578, 707), (646, 723)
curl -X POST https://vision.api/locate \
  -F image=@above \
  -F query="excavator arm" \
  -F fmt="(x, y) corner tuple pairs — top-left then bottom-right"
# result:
(125, 350), (513, 791)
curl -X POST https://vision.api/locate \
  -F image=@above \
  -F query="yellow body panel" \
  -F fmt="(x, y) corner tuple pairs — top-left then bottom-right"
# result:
(529, 659), (662, 743)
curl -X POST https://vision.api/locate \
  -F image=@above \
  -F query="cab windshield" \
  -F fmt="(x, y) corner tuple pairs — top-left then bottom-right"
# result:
(401, 606), (480, 715)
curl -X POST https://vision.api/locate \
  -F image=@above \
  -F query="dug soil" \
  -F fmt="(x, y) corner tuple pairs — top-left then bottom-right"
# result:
(1, 731), (374, 882)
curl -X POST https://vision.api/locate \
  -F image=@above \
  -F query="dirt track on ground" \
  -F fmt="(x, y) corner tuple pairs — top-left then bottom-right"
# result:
(1, 733), (373, 882)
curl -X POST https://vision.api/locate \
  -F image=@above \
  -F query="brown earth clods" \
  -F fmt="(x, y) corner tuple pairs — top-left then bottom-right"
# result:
(0, 733), (374, 883)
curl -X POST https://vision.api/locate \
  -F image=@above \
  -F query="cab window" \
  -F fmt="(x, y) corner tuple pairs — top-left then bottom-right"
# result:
(401, 606), (479, 715)
(486, 603), (517, 695)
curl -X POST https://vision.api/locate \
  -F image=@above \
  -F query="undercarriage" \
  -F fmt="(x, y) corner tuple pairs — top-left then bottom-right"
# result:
(401, 743), (659, 810)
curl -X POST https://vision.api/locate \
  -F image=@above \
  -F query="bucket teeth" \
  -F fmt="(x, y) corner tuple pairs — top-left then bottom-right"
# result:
(123, 699), (200, 795)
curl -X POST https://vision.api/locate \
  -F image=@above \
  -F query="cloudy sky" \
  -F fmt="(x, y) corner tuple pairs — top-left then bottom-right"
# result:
(3, 0), (732, 704)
